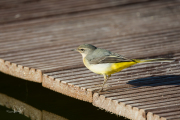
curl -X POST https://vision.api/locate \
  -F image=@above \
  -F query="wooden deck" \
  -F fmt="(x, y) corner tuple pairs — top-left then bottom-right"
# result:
(0, 0), (180, 120)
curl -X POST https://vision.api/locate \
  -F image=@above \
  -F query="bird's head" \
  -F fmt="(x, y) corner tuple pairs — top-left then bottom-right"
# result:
(73, 44), (97, 58)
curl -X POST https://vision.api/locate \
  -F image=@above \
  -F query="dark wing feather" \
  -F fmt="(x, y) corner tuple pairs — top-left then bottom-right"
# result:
(89, 55), (135, 64)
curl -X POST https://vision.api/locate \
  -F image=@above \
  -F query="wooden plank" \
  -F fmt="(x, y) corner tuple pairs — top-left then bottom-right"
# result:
(0, 1), (180, 120)
(42, 73), (93, 102)
(0, 0), (148, 24)
(1, 1), (180, 56)
(0, 59), (42, 83)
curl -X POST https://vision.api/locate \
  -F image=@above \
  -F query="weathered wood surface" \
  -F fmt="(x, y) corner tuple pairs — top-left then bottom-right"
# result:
(0, 0), (148, 24)
(0, 0), (180, 120)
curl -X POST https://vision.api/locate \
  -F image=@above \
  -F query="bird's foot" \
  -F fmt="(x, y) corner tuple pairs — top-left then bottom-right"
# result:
(98, 87), (103, 93)
(95, 84), (112, 93)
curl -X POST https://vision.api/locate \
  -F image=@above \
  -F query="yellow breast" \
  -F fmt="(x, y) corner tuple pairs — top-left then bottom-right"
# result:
(83, 57), (91, 69)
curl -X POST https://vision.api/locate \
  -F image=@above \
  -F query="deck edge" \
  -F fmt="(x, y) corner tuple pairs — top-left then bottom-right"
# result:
(42, 74), (93, 102)
(147, 112), (167, 120)
(0, 59), (42, 83)
(93, 93), (146, 120)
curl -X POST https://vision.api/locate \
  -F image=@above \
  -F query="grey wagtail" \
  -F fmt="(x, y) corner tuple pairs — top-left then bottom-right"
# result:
(73, 44), (174, 92)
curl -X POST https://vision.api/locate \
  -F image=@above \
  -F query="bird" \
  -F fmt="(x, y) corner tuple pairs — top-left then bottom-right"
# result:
(73, 44), (174, 92)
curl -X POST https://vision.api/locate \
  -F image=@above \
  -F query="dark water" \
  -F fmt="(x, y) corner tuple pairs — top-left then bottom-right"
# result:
(0, 72), (127, 120)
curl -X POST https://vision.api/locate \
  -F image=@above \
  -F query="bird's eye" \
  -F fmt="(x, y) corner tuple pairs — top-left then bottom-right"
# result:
(80, 49), (84, 51)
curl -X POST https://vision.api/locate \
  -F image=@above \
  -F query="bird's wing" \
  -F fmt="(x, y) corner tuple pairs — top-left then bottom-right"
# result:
(89, 54), (135, 64)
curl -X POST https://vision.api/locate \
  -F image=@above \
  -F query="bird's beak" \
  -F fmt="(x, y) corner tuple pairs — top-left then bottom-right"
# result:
(71, 49), (77, 51)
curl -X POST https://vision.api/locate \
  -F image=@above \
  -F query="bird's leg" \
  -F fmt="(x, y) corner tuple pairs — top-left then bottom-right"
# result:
(107, 74), (111, 79)
(98, 74), (109, 92)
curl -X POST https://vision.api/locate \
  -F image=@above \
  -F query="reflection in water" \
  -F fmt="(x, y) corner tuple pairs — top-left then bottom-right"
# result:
(0, 72), (127, 120)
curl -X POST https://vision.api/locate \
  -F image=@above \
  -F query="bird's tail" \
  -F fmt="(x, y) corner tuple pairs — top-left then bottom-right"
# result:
(134, 58), (174, 63)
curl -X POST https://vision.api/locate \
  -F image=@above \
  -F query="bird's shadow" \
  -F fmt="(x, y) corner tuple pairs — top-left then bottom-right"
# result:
(127, 75), (180, 87)
(100, 75), (180, 92)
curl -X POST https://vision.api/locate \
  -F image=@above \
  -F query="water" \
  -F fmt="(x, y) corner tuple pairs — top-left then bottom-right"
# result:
(0, 72), (127, 120)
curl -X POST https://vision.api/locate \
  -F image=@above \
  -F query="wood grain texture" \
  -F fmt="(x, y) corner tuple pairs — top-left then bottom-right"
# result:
(0, 0), (180, 120)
